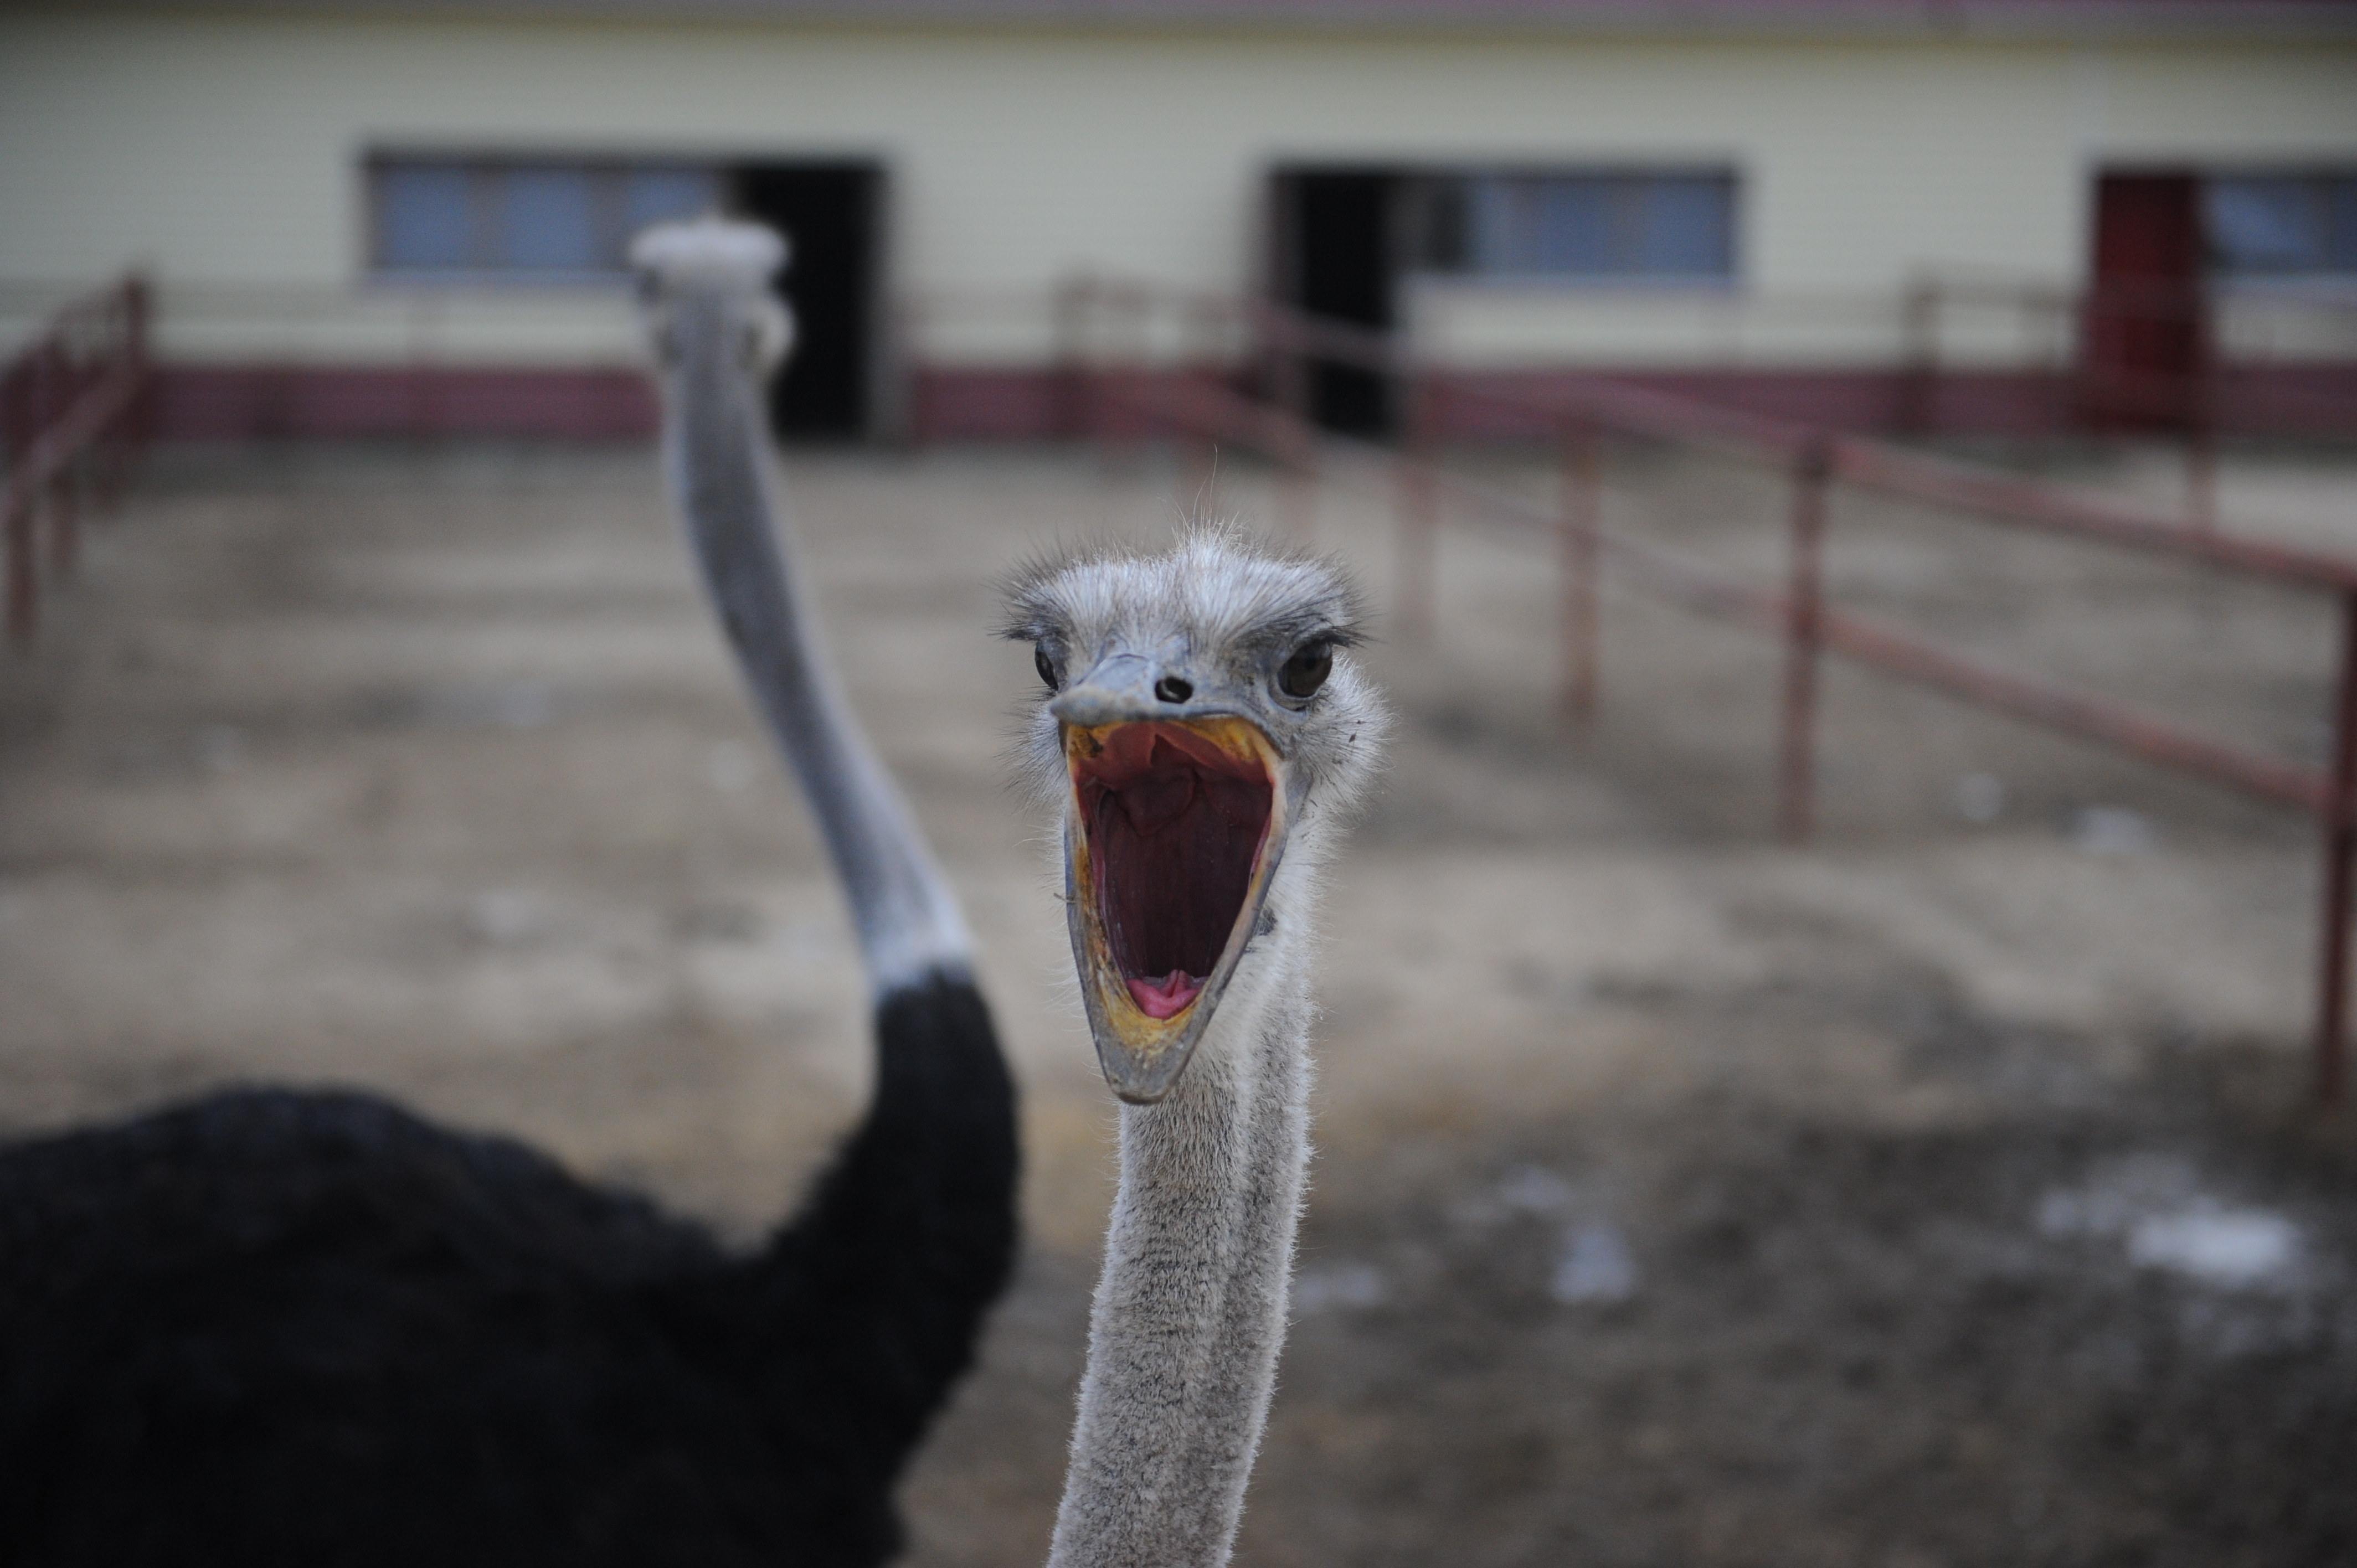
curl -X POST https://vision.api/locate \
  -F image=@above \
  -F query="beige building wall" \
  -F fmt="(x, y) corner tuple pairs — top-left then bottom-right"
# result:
(3, 9), (2354, 368)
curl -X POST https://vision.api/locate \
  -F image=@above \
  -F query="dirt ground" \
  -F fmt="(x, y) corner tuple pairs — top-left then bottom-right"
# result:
(5, 436), (2356, 1566)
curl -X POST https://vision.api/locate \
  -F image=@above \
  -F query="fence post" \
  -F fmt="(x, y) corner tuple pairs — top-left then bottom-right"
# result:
(4, 277), (156, 654)
(894, 295), (932, 450)
(1187, 295), (1228, 393)
(3, 345), (29, 650)
(53, 446), (81, 580)
(2185, 385), (2219, 536)
(1097, 282), (1150, 479)
(1181, 404), (1218, 511)
(1089, 281), (1118, 472)
(17, 339), (60, 648)
(4, 503), (32, 648)
(98, 287), (129, 506)
(1269, 303), (1309, 431)
(3, 346), (19, 476)
(1777, 436), (1834, 842)
(125, 275), (155, 455)
(50, 321), (82, 580)
(1268, 305), (1318, 543)
(1395, 360), (1437, 643)
(1052, 275), (1089, 441)
(5, 345), (34, 645)
(1899, 277), (1939, 437)
(2038, 290), (2071, 463)
(1559, 417), (1602, 721)
(1284, 422), (1320, 544)
(2314, 592), (2357, 1106)
(1181, 295), (1227, 504)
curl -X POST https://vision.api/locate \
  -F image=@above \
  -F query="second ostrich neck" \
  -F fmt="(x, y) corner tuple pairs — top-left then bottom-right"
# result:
(1048, 949), (1314, 1568)
(665, 313), (967, 994)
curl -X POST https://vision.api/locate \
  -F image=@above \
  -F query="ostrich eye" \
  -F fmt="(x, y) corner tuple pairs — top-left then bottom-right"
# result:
(1035, 645), (1059, 692)
(1278, 641), (1331, 700)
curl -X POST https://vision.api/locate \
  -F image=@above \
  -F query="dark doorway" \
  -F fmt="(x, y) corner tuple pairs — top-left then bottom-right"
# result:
(732, 162), (883, 440)
(1269, 168), (1404, 435)
(2082, 170), (2206, 430)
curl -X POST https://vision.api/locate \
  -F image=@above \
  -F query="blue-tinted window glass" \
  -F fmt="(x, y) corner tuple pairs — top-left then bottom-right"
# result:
(2207, 178), (2319, 273)
(372, 157), (723, 277)
(377, 164), (475, 271)
(1450, 172), (1734, 281)
(624, 167), (718, 238)
(1467, 176), (1514, 274)
(501, 168), (601, 272)
(1640, 178), (1734, 276)
(1526, 180), (1616, 275)
(2321, 178), (2357, 271)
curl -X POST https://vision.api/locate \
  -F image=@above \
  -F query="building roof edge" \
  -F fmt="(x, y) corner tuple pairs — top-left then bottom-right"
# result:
(30, 0), (2357, 43)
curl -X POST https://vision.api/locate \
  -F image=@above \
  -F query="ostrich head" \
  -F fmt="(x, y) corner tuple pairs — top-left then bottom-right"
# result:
(1005, 528), (1387, 1104)
(630, 218), (795, 407)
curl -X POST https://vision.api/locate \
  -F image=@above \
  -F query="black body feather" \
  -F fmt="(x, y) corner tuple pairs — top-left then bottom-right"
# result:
(0, 973), (1017, 1567)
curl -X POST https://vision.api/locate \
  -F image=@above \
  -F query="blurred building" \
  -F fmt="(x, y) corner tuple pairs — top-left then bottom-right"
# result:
(2, 0), (2353, 441)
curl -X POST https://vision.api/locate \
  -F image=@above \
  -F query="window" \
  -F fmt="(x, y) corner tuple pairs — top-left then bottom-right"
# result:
(368, 157), (723, 280)
(2206, 174), (2357, 278)
(1414, 170), (1737, 284)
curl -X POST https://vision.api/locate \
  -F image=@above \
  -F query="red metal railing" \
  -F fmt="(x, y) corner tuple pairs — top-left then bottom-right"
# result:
(1900, 272), (2357, 529)
(3, 276), (152, 649)
(1064, 283), (2357, 1105)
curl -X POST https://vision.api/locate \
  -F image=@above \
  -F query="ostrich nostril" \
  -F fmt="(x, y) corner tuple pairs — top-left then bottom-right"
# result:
(1154, 675), (1193, 705)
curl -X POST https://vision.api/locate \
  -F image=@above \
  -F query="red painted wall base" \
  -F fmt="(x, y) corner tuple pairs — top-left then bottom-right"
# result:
(147, 362), (2357, 444)
(152, 366), (658, 442)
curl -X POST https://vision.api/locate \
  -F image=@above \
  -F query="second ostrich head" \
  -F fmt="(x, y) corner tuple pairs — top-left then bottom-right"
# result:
(1005, 529), (1385, 1103)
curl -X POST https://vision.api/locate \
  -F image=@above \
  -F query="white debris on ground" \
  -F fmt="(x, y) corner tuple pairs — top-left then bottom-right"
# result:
(2035, 1151), (2200, 1237)
(1445, 1164), (1573, 1232)
(2127, 1209), (2303, 1290)
(2036, 1152), (2306, 1293)
(1550, 1223), (1641, 1306)
(1440, 1168), (1643, 1306)
(1293, 1261), (1388, 1314)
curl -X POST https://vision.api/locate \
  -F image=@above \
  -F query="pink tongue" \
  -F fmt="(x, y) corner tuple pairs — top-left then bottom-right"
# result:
(1125, 969), (1204, 1020)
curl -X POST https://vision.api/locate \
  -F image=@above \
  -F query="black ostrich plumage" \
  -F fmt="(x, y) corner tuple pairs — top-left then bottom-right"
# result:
(0, 972), (1017, 1567)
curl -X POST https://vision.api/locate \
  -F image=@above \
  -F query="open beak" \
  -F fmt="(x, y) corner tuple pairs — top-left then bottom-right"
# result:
(1061, 715), (1291, 1105)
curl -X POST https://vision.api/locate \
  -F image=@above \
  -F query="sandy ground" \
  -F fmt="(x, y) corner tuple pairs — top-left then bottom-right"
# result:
(4, 436), (2355, 1565)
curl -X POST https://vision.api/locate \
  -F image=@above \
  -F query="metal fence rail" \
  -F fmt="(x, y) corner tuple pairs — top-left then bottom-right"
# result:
(3, 276), (151, 649)
(1903, 270), (2357, 439)
(1070, 284), (2357, 1106)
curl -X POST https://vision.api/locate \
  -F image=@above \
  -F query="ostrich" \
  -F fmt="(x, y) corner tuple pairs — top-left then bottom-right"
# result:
(1003, 528), (1388, 1568)
(0, 220), (1017, 1566)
